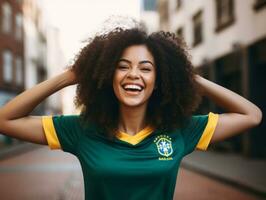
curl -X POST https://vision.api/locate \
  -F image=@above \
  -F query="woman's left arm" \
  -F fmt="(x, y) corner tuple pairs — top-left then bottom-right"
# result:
(195, 74), (263, 143)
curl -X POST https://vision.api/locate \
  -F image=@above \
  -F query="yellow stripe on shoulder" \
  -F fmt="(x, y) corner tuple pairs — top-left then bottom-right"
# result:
(196, 112), (219, 151)
(42, 116), (61, 149)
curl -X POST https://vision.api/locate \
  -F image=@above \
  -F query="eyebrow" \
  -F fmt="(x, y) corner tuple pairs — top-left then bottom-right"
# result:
(119, 58), (154, 66)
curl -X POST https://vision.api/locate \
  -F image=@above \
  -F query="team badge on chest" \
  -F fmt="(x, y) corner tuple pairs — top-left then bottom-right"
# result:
(154, 135), (173, 160)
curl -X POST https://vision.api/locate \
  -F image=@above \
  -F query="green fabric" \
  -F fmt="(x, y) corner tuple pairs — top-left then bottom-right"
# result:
(52, 114), (209, 200)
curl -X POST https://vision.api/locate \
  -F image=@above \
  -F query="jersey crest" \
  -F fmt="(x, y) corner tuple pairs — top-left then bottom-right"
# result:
(154, 135), (173, 160)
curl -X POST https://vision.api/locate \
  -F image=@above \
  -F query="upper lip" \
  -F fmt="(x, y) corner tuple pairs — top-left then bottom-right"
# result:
(122, 83), (144, 89)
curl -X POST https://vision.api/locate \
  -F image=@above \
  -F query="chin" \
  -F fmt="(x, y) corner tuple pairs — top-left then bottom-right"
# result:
(121, 100), (147, 108)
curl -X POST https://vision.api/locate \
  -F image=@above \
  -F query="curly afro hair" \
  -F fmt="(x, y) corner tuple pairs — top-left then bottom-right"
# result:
(71, 27), (202, 137)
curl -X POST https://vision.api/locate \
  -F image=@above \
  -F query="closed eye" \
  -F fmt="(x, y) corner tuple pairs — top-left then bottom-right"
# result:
(141, 68), (152, 72)
(117, 66), (129, 70)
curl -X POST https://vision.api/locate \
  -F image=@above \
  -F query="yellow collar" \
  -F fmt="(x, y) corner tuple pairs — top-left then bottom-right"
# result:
(116, 125), (155, 145)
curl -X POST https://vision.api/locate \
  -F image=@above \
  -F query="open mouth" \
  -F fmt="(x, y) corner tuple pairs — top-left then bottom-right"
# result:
(122, 84), (144, 94)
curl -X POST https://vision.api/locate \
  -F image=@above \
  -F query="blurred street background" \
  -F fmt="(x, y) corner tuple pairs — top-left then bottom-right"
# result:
(0, 0), (266, 199)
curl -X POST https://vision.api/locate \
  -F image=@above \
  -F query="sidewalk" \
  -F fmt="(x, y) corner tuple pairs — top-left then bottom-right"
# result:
(181, 150), (266, 197)
(0, 142), (39, 160)
(0, 146), (83, 200)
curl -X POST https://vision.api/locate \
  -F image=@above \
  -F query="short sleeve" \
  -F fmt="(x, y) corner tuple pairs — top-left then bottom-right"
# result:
(42, 115), (82, 154)
(181, 112), (219, 156)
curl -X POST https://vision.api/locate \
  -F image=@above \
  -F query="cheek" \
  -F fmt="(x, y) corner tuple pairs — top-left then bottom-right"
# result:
(113, 81), (119, 97)
(146, 74), (156, 89)
(113, 74), (123, 98)
(113, 72), (119, 87)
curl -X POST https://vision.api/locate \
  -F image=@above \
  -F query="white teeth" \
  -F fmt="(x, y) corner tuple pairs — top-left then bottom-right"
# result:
(123, 84), (142, 91)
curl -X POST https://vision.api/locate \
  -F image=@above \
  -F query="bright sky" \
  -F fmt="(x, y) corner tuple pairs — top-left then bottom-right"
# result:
(41, 0), (141, 62)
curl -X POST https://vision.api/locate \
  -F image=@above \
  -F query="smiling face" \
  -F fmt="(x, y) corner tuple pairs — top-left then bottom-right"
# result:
(113, 44), (156, 108)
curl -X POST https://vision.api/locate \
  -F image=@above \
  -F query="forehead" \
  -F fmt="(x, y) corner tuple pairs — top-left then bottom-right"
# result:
(120, 45), (154, 63)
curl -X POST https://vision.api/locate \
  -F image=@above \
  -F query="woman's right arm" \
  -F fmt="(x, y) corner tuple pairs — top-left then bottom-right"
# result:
(0, 69), (76, 145)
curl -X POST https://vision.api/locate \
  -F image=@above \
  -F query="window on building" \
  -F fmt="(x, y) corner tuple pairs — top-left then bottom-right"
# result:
(253, 0), (266, 10)
(193, 11), (203, 47)
(3, 50), (13, 83)
(215, 0), (235, 32)
(143, 0), (157, 11)
(15, 56), (23, 85)
(15, 14), (23, 40)
(176, 0), (182, 10)
(176, 27), (184, 39)
(2, 2), (12, 33)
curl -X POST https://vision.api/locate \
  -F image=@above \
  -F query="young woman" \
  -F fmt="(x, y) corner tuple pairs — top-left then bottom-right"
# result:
(0, 28), (262, 200)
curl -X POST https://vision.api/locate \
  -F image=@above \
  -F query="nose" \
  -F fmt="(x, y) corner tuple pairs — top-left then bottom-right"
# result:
(127, 67), (140, 79)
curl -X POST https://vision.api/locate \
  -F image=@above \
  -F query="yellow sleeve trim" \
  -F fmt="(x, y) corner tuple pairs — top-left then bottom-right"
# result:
(42, 116), (61, 149)
(196, 112), (219, 151)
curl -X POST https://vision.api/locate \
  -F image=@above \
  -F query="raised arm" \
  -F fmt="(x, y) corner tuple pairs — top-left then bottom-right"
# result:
(195, 74), (262, 143)
(0, 69), (77, 145)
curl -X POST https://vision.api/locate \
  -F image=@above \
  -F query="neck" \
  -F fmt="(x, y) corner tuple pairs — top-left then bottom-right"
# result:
(118, 104), (148, 136)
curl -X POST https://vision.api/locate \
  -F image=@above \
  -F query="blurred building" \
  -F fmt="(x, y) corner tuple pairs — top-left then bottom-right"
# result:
(153, 0), (266, 157)
(0, 0), (64, 149)
(24, 0), (64, 116)
(45, 26), (65, 115)
(23, 0), (47, 114)
(0, 0), (24, 146)
(140, 0), (159, 33)
(157, 0), (169, 30)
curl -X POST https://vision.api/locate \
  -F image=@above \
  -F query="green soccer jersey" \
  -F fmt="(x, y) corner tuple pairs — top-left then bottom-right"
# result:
(42, 112), (219, 200)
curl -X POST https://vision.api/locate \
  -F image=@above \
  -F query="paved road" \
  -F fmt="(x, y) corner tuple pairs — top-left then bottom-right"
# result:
(0, 146), (260, 200)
